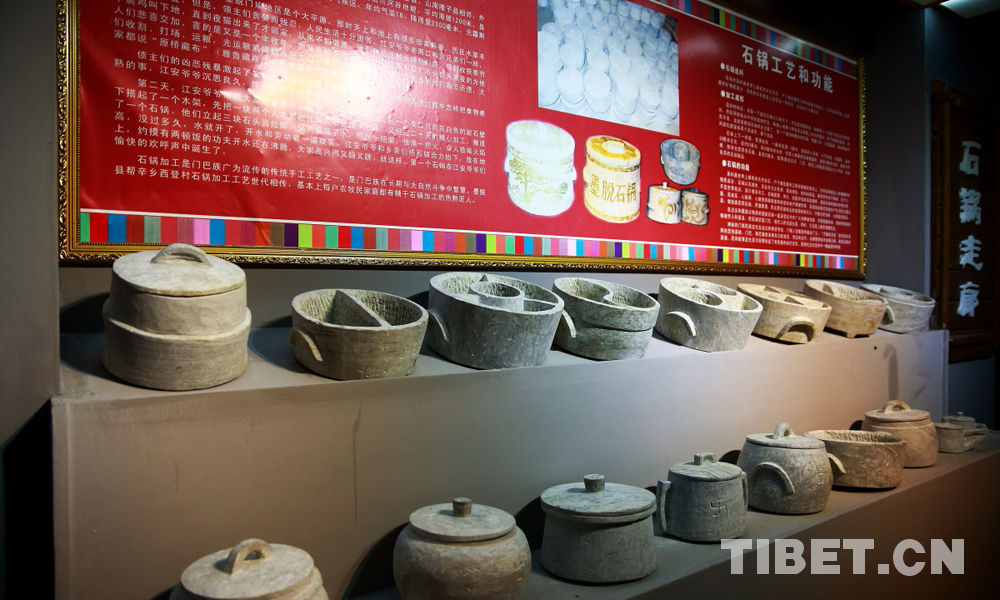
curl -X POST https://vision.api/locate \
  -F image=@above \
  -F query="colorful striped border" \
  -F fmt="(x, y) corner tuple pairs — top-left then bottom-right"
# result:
(656, 0), (856, 77)
(79, 211), (859, 271)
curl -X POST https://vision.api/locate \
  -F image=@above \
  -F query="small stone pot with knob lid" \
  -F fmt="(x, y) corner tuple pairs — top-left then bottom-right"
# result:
(862, 400), (938, 467)
(540, 474), (656, 583)
(169, 538), (328, 600)
(657, 452), (748, 542)
(737, 423), (838, 515)
(392, 497), (530, 599)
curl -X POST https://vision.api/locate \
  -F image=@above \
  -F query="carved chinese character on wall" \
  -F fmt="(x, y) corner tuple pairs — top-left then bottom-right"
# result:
(931, 80), (998, 362)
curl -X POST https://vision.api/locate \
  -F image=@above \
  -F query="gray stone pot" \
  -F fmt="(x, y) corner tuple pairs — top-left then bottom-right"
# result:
(737, 423), (835, 515)
(393, 498), (530, 600)
(169, 538), (328, 600)
(738, 284), (832, 344)
(655, 278), (762, 352)
(860, 283), (936, 333)
(103, 243), (250, 390)
(936, 411), (988, 453)
(657, 452), (747, 542)
(802, 280), (887, 338)
(552, 277), (659, 360)
(804, 430), (905, 489)
(862, 400), (938, 467)
(540, 474), (656, 584)
(290, 289), (428, 380)
(427, 273), (563, 369)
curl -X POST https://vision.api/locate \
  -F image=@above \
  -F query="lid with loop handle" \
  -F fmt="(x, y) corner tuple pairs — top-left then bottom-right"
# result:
(864, 400), (931, 423)
(113, 243), (246, 297)
(178, 538), (316, 600)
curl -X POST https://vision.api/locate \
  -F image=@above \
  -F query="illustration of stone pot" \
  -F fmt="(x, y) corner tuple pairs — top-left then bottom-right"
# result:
(583, 135), (641, 223)
(655, 278), (762, 352)
(657, 452), (747, 542)
(737, 423), (837, 514)
(680, 188), (709, 225)
(393, 497), (530, 600)
(289, 289), (428, 380)
(647, 183), (681, 224)
(552, 277), (659, 360)
(738, 283), (832, 344)
(427, 273), (563, 369)
(660, 138), (700, 185)
(504, 120), (576, 216)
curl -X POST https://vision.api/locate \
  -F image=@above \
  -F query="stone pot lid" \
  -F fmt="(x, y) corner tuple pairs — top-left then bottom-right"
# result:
(541, 474), (655, 517)
(114, 243), (245, 297)
(179, 539), (314, 600)
(943, 411), (975, 424)
(585, 135), (640, 169)
(864, 400), (930, 422)
(669, 452), (742, 481)
(745, 423), (825, 449)
(408, 498), (515, 543)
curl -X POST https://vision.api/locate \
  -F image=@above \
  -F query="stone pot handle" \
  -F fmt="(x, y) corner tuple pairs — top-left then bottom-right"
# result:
(881, 400), (911, 413)
(664, 311), (697, 337)
(776, 317), (816, 342)
(559, 310), (578, 340)
(882, 304), (896, 325)
(656, 479), (671, 535)
(741, 471), (749, 509)
(427, 308), (450, 344)
(828, 453), (847, 476)
(750, 462), (795, 496)
(289, 327), (323, 363)
(773, 422), (794, 439)
(151, 243), (212, 267)
(223, 539), (275, 575)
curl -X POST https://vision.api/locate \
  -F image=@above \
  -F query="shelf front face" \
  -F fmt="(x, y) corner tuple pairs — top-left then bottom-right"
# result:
(53, 318), (948, 600)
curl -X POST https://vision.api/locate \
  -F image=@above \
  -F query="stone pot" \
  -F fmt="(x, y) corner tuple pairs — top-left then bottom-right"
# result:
(427, 273), (563, 369)
(103, 243), (250, 390)
(737, 423), (836, 514)
(804, 430), (906, 489)
(860, 283), (936, 333)
(540, 474), (656, 583)
(169, 538), (328, 600)
(655, 278), (762, 352)
(862, 400), (938, 467)
(737, 284), (832, 344)
(552, 277), (659, 360)
(290, 289), (428, 380)
(659, 138), (700, 185)
(657, 452), (747, 542)
(936, 411), (988, 453)
(393, 498), (530, 600)
(801, 280), (887, 338)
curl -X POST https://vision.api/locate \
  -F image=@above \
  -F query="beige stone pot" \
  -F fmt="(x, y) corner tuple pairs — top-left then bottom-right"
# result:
(656, 278), (762, 352)
(862, 400), (938, 467)
(103, 244), (250, 390)
(540, 474), (656, 583)
(802, 280), (887, 338)
(290, 289), (428, 380)
(804, 430), (906, 489)
(860, 283), (936, 333)
(392, 498), (530, 600)
(738, 284), (832, 344)
(169, 538), (328, 600)
(936, 411), (988, 453)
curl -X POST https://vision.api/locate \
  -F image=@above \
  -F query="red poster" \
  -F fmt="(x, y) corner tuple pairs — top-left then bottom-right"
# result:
(64, 0), (863, 274)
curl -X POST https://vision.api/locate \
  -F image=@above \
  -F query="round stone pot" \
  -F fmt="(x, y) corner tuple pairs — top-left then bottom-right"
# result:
(393, 498), (530, 600)
(737, 423), (835, 515)
(804, 430), (906, 489)
(802, 280), (887, 338)
(862, 400), (938, 467)
(738, 284), (832, 344)
(552, 277), (659, 360)
(860, 283), (936, 333)
(656, 278), (762, 352)
(540, 474), (656, 583)
(290, 289), (428, 380)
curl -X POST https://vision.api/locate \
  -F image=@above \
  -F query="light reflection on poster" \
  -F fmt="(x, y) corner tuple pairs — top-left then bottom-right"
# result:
(63, 0), (862, 275)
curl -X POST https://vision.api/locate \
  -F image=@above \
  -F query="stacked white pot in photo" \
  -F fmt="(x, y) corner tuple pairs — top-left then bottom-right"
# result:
(538, 0), (680, 133)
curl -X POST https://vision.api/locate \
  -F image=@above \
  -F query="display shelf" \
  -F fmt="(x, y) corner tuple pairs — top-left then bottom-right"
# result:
(54, 298), (952, 599)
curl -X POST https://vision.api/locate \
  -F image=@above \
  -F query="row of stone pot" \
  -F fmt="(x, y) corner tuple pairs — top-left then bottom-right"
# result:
(164, 405), (988, 600)
(100, 244), (936, 390)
